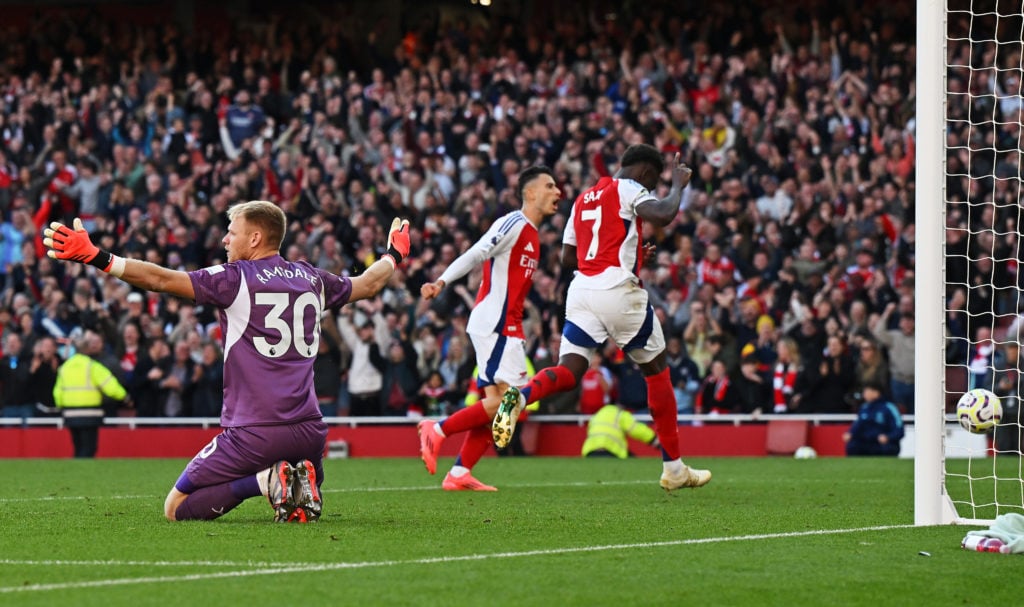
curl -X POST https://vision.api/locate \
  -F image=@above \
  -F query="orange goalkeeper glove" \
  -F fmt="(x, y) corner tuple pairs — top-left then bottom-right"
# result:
(44, 218), (114, 271)
(384, 217), (410, 265)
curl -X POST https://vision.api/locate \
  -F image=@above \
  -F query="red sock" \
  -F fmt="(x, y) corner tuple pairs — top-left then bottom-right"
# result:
(440, 404), (492, 436)
(645, 368), (681, 460)
(523, 365), (577, 403)
(455, 425), (493, 470)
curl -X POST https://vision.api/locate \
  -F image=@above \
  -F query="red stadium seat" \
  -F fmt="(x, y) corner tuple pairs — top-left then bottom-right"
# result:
(765, 420), (810, 455)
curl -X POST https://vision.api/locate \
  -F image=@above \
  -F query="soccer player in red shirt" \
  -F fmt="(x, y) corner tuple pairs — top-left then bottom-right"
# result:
(493, 144), (711, 491)
(417, 166), (561, 490)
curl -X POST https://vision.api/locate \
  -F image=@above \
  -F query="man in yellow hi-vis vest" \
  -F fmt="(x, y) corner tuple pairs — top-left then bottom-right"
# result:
(581, 404), (660, 459)
(53, 330), (129, 458)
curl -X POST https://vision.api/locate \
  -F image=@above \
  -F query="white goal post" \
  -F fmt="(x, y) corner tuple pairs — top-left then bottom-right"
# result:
(915, 0), (954, 526)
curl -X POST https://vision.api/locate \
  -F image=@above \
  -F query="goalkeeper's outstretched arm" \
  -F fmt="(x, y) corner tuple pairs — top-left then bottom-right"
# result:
(45, 215), (411, 304)
(348, 217), (411, 302)
(44, 218), (196, 300)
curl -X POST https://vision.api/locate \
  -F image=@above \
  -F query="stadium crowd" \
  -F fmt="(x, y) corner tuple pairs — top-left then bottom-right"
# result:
(0, 0), (924, 421)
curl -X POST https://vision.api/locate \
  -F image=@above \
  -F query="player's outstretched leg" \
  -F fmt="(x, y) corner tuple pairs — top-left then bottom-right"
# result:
(291, 459), (322, 522)
(418, 419), (444, 475)
(266, 460), (298, 522)
(492, 386), (525, 448)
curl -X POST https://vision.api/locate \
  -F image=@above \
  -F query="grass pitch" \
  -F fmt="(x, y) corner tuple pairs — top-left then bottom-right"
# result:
(0, 456), (1019, 606)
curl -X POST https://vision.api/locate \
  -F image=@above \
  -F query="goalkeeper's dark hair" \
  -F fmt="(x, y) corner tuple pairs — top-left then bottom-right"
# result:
(620, 143), (665, 173)
(518, 165), (554, 202)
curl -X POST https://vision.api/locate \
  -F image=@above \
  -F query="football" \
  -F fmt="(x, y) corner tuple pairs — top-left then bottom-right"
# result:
(956, 388), (1003, 433)
(794, 446), (818, 460)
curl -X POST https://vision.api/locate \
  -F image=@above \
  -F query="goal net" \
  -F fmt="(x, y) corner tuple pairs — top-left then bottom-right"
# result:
(922, 0), (1024, 525)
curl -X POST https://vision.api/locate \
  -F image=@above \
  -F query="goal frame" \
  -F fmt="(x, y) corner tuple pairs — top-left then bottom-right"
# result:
(915, 0), (960, 525)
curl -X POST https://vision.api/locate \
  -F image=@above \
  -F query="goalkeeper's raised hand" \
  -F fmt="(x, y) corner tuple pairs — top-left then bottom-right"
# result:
(383, 217), (411, 267)
(44, 218), (123, 276)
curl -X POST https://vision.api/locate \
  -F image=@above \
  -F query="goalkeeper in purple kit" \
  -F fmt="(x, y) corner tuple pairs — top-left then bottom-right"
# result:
(44, 201), (411, 522)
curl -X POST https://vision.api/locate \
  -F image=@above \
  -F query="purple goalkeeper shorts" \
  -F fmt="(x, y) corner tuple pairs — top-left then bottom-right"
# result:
(174, 420), (328, 494)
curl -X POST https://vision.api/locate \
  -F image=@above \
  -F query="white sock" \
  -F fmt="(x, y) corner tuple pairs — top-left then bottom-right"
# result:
(663, 459), (684, 475)
(256, 466), (272, 497)
(450, 466), (470, 478)
(434, 424), (446, 438)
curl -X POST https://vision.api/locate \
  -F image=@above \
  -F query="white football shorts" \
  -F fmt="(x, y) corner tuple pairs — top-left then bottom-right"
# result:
(468, 331), (530, 388)
(559, 281), (665, 365)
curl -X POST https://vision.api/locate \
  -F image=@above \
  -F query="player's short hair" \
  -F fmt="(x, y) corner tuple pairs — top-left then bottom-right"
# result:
(227, 200), (286, 251)
(517, 165), (554, 202)
(620, 143), (665, 173)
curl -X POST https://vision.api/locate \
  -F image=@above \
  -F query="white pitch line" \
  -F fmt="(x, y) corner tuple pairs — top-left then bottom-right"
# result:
(0, 559), (302, 568)
(0, 524), (916, 594)
(0, 494), (157, 503)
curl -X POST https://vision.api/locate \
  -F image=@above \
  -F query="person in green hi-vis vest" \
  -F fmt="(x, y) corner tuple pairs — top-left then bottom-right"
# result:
(581, 404), (659, 459)
(53, 330), (129, 458)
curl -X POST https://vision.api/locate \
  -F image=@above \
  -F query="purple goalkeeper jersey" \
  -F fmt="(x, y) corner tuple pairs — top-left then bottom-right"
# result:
(188, 255), (352, 427)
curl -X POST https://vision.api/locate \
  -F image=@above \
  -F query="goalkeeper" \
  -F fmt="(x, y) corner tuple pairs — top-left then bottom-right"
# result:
(44, 201), (411, 523)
